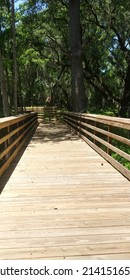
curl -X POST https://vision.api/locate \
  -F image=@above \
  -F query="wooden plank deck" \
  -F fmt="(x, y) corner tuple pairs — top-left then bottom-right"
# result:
(0, 122), (130, 260)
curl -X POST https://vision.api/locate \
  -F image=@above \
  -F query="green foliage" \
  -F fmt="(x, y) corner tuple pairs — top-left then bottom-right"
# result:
(0, 0), (130, 114)
(112, 150), (130, 170)
(111, 128), (130, 170)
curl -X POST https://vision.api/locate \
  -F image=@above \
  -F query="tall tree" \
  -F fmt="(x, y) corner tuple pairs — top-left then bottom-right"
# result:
(69, 0), (87, 112)
(11, 0), (18, 114)
(0, 47), (10, 117)
(0, 0), (10, 117)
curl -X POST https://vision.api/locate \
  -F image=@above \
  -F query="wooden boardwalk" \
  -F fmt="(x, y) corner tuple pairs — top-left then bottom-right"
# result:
(0, 122), (130, 260)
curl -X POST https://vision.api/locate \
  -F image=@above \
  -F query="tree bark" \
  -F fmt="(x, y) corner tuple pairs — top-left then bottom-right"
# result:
(69, 0), (87, 112)
(119, 64), (130, 117)
(0, 47), (10, 117)
(11, 0), (18, 115)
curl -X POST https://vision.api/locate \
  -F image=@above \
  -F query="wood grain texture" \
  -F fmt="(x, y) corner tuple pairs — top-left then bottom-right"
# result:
(64, 115), (130, 180)
(0, 123), (130, 260)
(0, 113), (38, 176)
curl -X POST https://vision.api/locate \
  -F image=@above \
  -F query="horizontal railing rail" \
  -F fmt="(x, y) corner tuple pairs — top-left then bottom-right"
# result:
(23, 106), (61, 122)
(0, 112), (38, 177)
(63, 112), (130, 181)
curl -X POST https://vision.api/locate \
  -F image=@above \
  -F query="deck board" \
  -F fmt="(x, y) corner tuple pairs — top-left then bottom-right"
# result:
(0, 123), (130, 260)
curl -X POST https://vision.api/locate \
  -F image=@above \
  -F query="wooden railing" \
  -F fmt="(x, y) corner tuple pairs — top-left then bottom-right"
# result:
(24, 106), (60, 122)
(0, 112), (38, 177)
(63, 112), (130, 181)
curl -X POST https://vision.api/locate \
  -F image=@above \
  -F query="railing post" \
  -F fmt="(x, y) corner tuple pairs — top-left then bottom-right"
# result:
(93, 121), (96, 145)
(107, 125), (110, 154)
(7, 125), (11, 159)
(5, 126), (9, 161)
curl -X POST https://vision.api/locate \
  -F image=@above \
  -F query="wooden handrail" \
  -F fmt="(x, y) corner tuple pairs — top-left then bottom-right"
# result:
(23, 106), (60, 122)
(0, 112), (38, 177)
(63, 112), (130, 181)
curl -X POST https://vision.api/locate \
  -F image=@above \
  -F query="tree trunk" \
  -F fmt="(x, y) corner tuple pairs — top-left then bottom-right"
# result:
(119, 64), (130, 117)
(18, 68), (24, 112)
(11, 0), (18, 115)
(0, 47), (10, 117)
(69, 0), (87, 112)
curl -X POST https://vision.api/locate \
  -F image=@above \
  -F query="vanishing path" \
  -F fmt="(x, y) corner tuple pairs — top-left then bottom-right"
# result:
(0, 123), (130, 259)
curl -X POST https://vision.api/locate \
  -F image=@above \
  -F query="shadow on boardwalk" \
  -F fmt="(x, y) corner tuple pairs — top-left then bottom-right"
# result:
(32, 123), (78, 144)
(0, 122), (77, 193)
